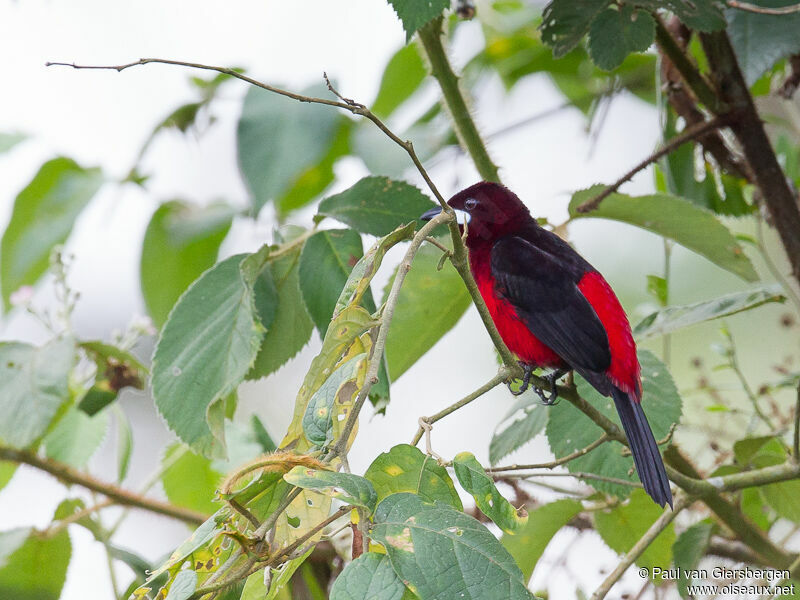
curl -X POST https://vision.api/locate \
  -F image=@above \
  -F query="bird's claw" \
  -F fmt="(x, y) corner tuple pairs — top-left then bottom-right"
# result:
(506, 362), (532, 396)
(534, 368), (567, 405)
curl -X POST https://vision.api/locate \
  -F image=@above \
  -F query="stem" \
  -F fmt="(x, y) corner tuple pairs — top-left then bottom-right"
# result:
(728, 0), (800, 14)
(662, 240), (672, 367)
(488, 434), (609, 472)
(591, 494), (691, 600)
(0, 445), (206, 525)
(417, 18), (500, 183)
(517, 471), (643, 488)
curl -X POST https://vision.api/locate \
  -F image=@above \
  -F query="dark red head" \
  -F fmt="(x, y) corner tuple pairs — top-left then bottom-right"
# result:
(421, 182), (531, 246)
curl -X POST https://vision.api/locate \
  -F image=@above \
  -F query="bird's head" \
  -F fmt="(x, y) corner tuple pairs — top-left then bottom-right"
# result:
(421, 182), (530, 245)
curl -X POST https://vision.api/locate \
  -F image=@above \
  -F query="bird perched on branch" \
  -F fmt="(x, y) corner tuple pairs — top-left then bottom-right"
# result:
(421, 182), (673, 508)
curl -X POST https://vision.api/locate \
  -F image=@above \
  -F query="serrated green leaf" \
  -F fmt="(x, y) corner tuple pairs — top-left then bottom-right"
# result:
(0, 337), (75, 449)
(373, 44), (427, 118)
(727, 0), (800, 85)
(570, 186), (758, 281)
(545, 350), (682, 496)
(1, 157), (103, 309)
(635, 0), (726, 32)
(634, 285), (785, 339)
(43, 405), (109, 468)
(162, 443), (222, 515)
(673, 521), (713, 598)
(331, 553), (406, 600)
(365, 444), (462, 509)
(284, 467), (378, 512)
(453, 452), (528, 534)
(0, 527), (71, 600)
(540, 0), (613, 57)
(141, 201), (233, 328)
(387, 0), (450, 42)
(501, 499), (583, 582)
(490, 401), (548, 465)
(248, 245), (313, 380)
(594, 489), (675, 573)
(317, 176), (436, 236)
(385, 244), (471, 379)
(237, 84), (340, 215)
(371, 493), (537, 600)
(588, 6), (654, 71)
(152, 254), (264, 457)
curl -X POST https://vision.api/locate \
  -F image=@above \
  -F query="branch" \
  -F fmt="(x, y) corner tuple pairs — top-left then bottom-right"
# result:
(417, 17), (500, 183)
(575, 115), (729, 213)
(516, 470), (644, 489)
(727, 0), (800, 14)
(0, 445), (206, 525)
(488, 434), (609, 472)
(591, 494), (691, 600)
(410, 367), (512, 446)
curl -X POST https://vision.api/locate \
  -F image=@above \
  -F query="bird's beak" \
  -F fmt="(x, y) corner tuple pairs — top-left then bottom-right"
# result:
(420, 206), (471, 224)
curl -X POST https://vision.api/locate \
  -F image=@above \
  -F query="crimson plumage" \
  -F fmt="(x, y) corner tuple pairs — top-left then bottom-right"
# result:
(423, 182), (672, 508)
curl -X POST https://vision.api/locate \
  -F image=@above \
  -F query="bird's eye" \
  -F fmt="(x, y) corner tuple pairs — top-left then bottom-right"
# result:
(464, 197), (478, 210)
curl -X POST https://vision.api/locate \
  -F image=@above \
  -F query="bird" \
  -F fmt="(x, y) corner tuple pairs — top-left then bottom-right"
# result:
(421, 181), (673, 508)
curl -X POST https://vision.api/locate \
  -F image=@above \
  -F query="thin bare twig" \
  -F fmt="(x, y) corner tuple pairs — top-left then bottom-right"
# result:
(515, 471), (644, 489)
(575, 115), (728, 213)
(728, 0), (800, 14)
(488, 434), (609, 472)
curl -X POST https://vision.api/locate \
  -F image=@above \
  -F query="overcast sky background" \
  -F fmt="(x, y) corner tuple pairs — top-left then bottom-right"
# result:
(1, 1), (796, 598)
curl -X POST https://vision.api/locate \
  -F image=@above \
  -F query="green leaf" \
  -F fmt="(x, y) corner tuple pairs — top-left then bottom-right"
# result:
(588, 6), (655, 71)
(237, 84), (340, 215)
(635, 0), (726, 32)
(0, 337), (75, 449)
(750, 439), (800, 523)
(0, 528), (71, 600)
(385, 244), (471, 379)
(317, 176), (436, 237)
(152, 254), (264, 457)
(453, 452), (528, 534)
(373, 44), (427, 118)
(569, 186), (758, 281)
(365, 444), (462, 509)
(386, 0), (450, 42)
(371, 493), (537, 600)
(162, 443), (222, 515)
(0, 463), (16, 493)
(241, 549), (312, 600)
(673, 521), (713, 598)
(501, 499), (583, 582)
(1, 157), (103, 309)
(165, 570), (197, 600)
(247, 244), (313, 379)
(727, 0), (800, 85)
(331, 553), (407, 600)
(115, 408), (133, 483)
(490, 401), (548, 465)
(140, 201), (234, 328)
(634, 285), (785, 339)
(540, 0), (613, 58)
(43, 405), (109, 468)
(299, 229), (368, 336)
(646, 275), (668, 306)
(0, 133), (25, 154)
(545, 350), (682, 496)
(284, 467), (378, 512)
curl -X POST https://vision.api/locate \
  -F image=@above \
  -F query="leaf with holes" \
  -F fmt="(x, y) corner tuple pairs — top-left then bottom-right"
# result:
(284, 467), (378, 512)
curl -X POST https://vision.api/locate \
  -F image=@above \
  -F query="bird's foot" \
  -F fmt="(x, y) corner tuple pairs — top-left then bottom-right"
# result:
(533, 368), (568, 405)
(506, 362), (532, 396)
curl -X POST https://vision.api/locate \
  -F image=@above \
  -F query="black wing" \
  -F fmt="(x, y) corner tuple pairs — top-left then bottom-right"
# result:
(491, 232), (611, 372)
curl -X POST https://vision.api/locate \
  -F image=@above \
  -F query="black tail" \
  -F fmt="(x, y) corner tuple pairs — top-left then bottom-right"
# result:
(611, 387), (673, 508)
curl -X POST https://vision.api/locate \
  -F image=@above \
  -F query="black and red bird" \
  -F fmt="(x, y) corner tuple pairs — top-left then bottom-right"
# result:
(422, 182), (673, 508)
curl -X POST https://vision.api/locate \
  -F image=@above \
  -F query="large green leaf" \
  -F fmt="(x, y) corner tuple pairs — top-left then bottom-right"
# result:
(140, 201), (233, 328)
(540, 0), (613, 58)
(748, 439), (800, 523)
(501, 499), (583, 582)
(162, 444), (222, 515)
(365, 444), (462, 509)
(0, 157), (103, 308)
(453, 452), (528, 534)
(570, 186), (758, 281)
(633, 285), (785, 339)
(727, 0), (800, 86)
(373, 44), (427, 118)
(387, 0), (450, 41)
(43, 405), (109, 468)
(247, 245), (313, 379)
(371, 493), (537, 600)
(594, 489), (676, 574)
(284, 467), (378, 512)
(385, 244), (471, 379)
(331, 553), (407, 600)
(490, 401), (548, 465)
(152, 254), (264, 457)
(0, 337), (75, 449)
(588, 6), (654, 71)
(317, 176), (436, 237)
(672, 521), (713, 598)
(237, 84), (341, 215)
(0, 527), (71, 600)
(545, 350), (682, 496)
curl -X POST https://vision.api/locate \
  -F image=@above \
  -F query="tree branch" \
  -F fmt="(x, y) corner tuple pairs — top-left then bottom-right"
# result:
(488, 434), (609, 472)
(727, 0), (800, 14)
(0, 445), (206, 525)
(575, 115), (729, 213)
